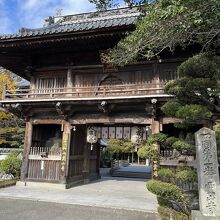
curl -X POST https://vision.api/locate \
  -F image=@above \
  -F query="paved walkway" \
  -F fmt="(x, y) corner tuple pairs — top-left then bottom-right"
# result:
(0, 177), (158, 213)
(0, 198), (157, 220)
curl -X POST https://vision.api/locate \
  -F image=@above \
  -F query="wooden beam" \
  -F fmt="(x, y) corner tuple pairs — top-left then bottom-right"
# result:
(161, 117), (182, 124)
(30, 119), (63, 124)
(69, 114), (153, 125)
(35, 65), (103, 72)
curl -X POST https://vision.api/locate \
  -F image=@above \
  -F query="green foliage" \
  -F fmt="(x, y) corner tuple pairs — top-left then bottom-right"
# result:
(161, 100), (182, 117)
(0, 70), (25, 149)
(137, 144), (160, 161)
(99, 0), (220, 65)
(178, 55), (220, 79)
(147, 179), (185, 202)
(0, 151), (22, 177)
(0, 114), (25, 148)
(107, 139), (133, 155)
(175, 168), (197, 184)
(157, 196), (173, 208)
(172, 140), (192, 152)
(138, 133), (167, 161)
(89, 0), (143, 11)
(158, 167), (198, 185)
(147, 133), (168, 145)
(163, 55), (220, 126)
(162, 102), (212, 123)
(175, 105), (212, 121)
(172, 139), (195, 155)
(165, 137), (179, 148)
(158, 206), (190, 220)
(158, 168), (175, 182)
(185, 133), (195, 145)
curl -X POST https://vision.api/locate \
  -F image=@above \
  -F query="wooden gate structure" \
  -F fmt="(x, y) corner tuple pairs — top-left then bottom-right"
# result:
(0, 7), (194, 187)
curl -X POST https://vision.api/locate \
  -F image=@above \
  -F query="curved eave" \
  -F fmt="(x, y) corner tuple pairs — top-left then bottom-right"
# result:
(0, 23), (136, 48)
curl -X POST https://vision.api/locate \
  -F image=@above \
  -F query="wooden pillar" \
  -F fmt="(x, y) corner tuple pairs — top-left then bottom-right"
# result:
(30, 76), (35, 90)
(20, 122), (33, 181)
(151, 119), (160, 134)
(96, 144), (101, 176)
(83, 126), (90, 183)
(60, 121), (71, 184)
(66, 68), (73, 97)
(2, 85), (6, 100)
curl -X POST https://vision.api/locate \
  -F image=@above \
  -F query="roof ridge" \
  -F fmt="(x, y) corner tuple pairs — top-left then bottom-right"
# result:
(54, 6), (139, 20)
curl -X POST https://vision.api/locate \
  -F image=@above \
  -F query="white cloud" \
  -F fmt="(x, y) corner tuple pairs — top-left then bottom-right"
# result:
(60, 0), (95, 15)
(16, 0), (95, 30)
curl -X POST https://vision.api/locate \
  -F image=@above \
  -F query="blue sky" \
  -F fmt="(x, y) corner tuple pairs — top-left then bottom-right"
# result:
(0, 0), (99, 34)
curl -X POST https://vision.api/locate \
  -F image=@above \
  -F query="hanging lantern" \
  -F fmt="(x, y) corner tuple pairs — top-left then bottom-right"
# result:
(131, 126), (144, 145)
(87, 126), (98, 150)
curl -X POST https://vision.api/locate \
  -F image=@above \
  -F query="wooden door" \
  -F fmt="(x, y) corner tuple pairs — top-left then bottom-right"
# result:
(27, 125), (62, 182)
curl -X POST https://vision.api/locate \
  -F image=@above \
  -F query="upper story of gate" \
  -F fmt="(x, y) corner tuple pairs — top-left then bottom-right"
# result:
(0, 7), (184, 104)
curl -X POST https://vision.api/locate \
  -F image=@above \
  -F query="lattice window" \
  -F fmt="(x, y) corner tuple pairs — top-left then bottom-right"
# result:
(36, 76), (66, 93)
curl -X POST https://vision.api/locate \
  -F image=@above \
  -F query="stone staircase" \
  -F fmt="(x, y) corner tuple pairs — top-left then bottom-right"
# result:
(110, 164), (152, 179)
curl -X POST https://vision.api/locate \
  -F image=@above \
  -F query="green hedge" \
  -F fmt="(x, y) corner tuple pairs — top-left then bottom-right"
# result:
(0, 179), (18, 188)
(146, 180), (185, 202)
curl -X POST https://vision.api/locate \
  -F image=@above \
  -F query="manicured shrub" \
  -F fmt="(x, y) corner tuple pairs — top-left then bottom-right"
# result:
(157, 196), (173, 208)
(147, 133), (168, 145)
(175, 168), (197, 184)
(158, 168), (175, 182)
(146, 180), (185, 202)
(165, 137), (179, 148)
(0, 152), (22, 177)
(138, 144), (160, 161)
(158, 206), (190, 220)
(172, 140), (193, 154)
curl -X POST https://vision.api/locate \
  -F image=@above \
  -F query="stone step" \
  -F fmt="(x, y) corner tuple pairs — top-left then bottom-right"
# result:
(111, 171), (152, 179)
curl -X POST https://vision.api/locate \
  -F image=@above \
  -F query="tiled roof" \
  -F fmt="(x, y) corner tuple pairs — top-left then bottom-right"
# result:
(0, 7), (140, 40)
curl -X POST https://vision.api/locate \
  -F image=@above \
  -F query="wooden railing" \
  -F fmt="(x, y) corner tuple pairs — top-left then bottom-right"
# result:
(2, 83), (165, 101)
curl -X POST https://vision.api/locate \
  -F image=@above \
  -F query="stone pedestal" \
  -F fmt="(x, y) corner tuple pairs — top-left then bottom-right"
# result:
(191, 210), (220, 220)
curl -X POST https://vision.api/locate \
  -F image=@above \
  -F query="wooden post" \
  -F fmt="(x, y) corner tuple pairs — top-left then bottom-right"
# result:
(83, 126), (90, 183)
(2, 85), (6, 100)
(60, 121), (71, 184)
(20, 122), (33, 181)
